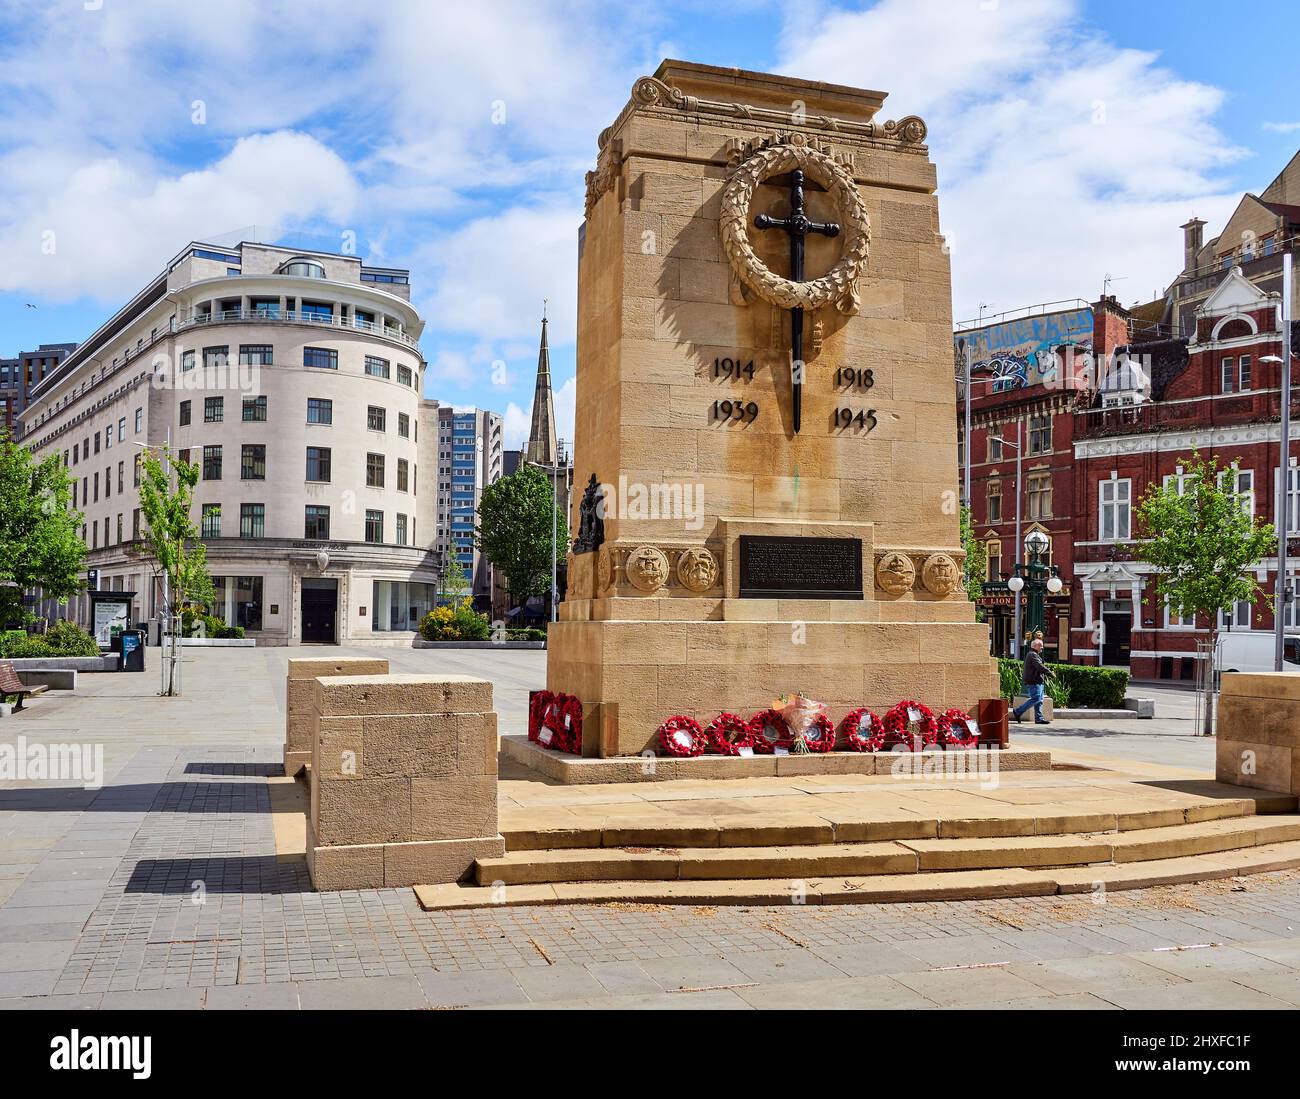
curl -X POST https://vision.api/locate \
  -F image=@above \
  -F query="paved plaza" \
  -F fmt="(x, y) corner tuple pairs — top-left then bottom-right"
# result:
(2, 648), (1298, 1010)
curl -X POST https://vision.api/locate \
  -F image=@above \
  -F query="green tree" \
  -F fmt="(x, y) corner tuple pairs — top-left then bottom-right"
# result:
(475, 464), (568, 609)
(440, 540), (471, 606)
(1133, 451), (1276, 734)
(134, 445), (214, 694)
(0, 430), (86, 626)
(959, 504), (986, 607)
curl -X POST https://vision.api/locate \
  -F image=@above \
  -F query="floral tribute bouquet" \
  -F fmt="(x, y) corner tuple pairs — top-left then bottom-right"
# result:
(773, 693), (831, 755)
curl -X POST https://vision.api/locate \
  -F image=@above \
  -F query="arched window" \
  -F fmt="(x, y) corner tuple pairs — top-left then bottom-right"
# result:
(1216, 318), (1252, 341)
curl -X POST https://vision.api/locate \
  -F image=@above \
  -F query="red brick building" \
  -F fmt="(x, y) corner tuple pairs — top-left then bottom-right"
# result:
(957, 302), (1095, 659)
(1072, 267), (1298, 678)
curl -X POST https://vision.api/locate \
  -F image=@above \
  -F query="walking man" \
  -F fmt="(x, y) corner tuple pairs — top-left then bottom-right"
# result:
(1012, 638), (1053, 724)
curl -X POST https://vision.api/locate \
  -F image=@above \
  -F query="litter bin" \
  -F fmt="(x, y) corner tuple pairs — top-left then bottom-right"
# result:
(120, 629), (146, 672)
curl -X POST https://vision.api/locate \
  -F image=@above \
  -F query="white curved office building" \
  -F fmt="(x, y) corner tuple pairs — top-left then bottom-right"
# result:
(22, 241), (442, 644)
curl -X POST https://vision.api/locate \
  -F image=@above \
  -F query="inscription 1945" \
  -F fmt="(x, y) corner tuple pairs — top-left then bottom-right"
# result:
(738, 536), (864, 600)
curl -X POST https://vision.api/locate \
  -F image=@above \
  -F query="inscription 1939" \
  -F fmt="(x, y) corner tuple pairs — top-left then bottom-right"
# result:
(738, 535), (864, 600)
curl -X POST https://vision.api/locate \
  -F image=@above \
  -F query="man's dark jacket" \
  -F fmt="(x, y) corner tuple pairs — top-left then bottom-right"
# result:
(1022, 650), (1052, 686)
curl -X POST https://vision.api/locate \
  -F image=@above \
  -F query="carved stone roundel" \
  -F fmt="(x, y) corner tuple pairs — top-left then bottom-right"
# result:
(875, 552), (915, 596)
(720, 143), (871, 315)
(922, 553), (961, 596)
(626, 546), (670, 593)
(676, 547), (719, 593)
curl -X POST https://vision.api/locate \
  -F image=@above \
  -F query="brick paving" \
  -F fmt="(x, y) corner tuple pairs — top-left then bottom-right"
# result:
(2, 648), (1299, 1009)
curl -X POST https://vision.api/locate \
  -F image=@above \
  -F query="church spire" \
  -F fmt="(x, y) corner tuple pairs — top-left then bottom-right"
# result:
(525, 301), (558, 467)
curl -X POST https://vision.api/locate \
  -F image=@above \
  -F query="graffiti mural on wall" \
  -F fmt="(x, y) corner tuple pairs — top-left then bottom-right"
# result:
(955, 307), (1093, 392)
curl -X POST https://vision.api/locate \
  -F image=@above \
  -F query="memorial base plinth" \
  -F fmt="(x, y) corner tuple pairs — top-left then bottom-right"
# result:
(547, 613), (997, 757)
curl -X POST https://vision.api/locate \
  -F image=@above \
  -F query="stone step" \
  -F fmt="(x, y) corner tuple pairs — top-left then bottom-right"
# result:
(414, 838), (1300, 911)
(477, 815), (1300, 885)
(500, 796), (1270, 853)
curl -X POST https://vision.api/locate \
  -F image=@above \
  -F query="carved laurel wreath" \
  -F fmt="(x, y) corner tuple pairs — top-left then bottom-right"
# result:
(720, 143), (871, 314)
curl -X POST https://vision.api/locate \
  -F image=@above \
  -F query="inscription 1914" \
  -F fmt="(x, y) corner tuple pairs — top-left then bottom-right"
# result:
(738, 535), (864, 600)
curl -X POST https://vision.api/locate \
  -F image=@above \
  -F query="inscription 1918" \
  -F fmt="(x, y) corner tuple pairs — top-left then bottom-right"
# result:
(738, 535), (864, 600)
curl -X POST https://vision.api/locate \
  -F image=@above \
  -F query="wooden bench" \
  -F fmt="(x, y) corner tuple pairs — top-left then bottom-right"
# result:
(0, 661), (49, 712)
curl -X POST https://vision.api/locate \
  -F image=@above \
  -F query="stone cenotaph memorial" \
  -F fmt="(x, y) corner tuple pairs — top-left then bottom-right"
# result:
(546, 61), (996, 758)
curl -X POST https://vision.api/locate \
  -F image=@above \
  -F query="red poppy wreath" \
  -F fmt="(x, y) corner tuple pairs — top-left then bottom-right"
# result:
(658, 715), (706, 757)
(706, 712), (754, 756)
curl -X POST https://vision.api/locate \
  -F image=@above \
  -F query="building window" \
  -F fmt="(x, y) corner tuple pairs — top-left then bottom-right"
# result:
(365, 356), (390, 379)
(132, 508), (140, 540)
(303, 347), (337, 370)
(1027, 472), (1052, 519)
(239, 503), (264, 539)
(232, 576), (263, 630)
(1166, 600), (1196, 629)
(987, 481), (1002, 523)
(398, 412), (410, 439)
(203, 445), (222, 480)
(181, 350), (195, 372)
(242, 395), (267, 422)
(305, 446), (331, 482)
(241, 444), (266, 480)
(307, 397), (333, 424)
(304, 505), (330, 540)
(397, 458), (409, 493)
(396, 513), (408, 546)
(204, 396), (224, 423)
(367, 405), (386, 432)
(1100, 477), (1131, 541)
(985, 538), (1002, 581)
(203, 346), (228, 368)
(118, 416), (126, 442)
(93, 472), (99, 501)
(1222, 357), (1236, 393)
(179, 400), (191, 426)
(1219, 599), (1253, 630)
(201, 504), (221, 538)
(988, 434), (1002, 462)
(366, 452), (385, 487)
(300, 301), (332, 320)
(364, 509), (383, 544)
(94, 432), (100, 454)
(370, 580), (437, 631)
(1239, 354), (1252, 391)
(1279, 465), (1300, 534)
(117, 461), (124, 494)
(239, 344), (273, 366)
(1217, 467), (1254, 515)
(1028, 415), (1052, 455)
(397, 365), (413, 387)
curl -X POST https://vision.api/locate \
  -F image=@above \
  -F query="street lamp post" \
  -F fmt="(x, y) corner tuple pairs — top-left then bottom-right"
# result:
(1267, 252), (1295, 671)
(992, 420), (1025, 657)
(546, 438), (568, 623)
(1008, 529), (1063, 652)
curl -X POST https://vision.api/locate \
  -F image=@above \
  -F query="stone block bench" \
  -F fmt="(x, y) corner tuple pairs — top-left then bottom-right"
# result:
(306, 673), (504, 890)
(1217, 672), (1300, 793)
(283, 657), (389, 776)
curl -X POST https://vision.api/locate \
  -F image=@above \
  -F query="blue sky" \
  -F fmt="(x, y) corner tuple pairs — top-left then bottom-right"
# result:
(1, 0), (1296, 448)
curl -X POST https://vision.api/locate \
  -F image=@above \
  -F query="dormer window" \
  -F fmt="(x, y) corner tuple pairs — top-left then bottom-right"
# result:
(280, 258), (326, 279)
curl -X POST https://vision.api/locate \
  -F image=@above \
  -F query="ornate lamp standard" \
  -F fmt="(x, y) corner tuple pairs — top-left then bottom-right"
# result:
(1006, 529), (1063, 656)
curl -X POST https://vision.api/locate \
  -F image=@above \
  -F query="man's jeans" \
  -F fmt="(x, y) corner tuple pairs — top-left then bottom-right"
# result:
(1014, 683), (1046, 722)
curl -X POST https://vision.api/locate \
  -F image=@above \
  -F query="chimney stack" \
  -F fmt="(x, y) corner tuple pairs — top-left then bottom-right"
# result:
(1180, 218), (1206, 273)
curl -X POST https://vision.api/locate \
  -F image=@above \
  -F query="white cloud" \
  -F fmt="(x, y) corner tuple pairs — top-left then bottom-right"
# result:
(416, 200), (582, 346)
(503, 401), (531, 451)
(779, 0), (1247, 316)
(0, 131), (357, 300)
(1264, 121), (1300, 134)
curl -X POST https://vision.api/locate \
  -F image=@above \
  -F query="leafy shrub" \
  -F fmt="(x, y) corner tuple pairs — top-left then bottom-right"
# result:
(0, 620), (99, 659)
(419, 600), (491, 642)
(996, 657), (1128, 709)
